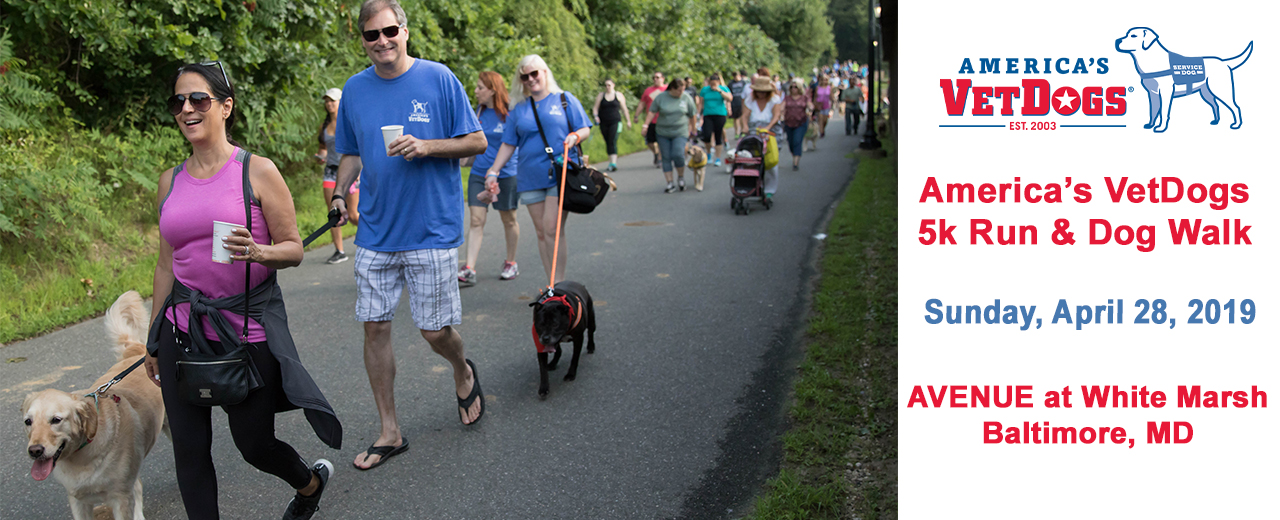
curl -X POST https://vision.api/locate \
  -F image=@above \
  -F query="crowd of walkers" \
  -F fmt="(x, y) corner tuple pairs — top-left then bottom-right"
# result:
(143, 0), (872, 516)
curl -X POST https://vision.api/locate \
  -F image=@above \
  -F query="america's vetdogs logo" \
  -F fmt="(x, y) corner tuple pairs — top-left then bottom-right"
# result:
(939, 55), (1127, 130)
(409, 99), (431, 123)
(1114, 27), (1252, 132)
(939, 28), (1252, 133)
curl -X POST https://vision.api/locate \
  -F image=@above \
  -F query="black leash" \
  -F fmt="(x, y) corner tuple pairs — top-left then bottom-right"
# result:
(302, 208), (343, 247)
(82, 209), (340, 402)
(84, 357), (146, 401)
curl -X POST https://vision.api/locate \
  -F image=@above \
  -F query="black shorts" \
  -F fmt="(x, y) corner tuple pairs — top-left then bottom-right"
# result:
(645, 122), (658, 144)
(730, 97), (744, 120)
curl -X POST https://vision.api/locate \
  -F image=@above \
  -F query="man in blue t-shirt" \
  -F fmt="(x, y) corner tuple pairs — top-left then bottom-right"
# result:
(331, 0), (487, 472)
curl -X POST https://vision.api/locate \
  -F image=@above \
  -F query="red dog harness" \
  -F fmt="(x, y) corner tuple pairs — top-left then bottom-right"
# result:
(531, 293), (583, 354)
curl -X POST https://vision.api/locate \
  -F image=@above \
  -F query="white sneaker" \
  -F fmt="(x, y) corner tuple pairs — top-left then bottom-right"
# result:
(500, 261), (519, 280)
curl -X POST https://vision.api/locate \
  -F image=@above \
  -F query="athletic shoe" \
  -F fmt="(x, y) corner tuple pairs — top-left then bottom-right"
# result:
(677, 178), (686, 191)
(607, 163), (617, 172)
(653, 154), (660, 167)
(282, 459), (333, 520)
(713, 158), (722, 167)
(664, 183), (677, 193)
(500, 261), (519, 280)
(457, 267), (476, 286)
(325, 251), (348, 264)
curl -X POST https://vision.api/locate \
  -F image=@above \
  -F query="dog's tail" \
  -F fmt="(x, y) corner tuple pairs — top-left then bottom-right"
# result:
(104, 291), (149, 360)
(1225, 41), (1253, 70)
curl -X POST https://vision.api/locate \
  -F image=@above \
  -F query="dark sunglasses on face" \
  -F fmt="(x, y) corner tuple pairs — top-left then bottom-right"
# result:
(520, 69), (541, 82)
(363, 24), (405, 42)
(167, 92), (219, 116)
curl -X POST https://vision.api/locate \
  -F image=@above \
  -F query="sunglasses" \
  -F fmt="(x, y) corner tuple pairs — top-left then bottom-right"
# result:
(170, 61), (232, 116)
(520, 69), (542, 82)
(167, 92), (220, 116)
(363, 24), (405, 42)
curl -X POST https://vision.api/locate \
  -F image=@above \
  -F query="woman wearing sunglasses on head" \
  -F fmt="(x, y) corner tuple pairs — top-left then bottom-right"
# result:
(483, 54), (592, 284)
(145, 61), (342, 520)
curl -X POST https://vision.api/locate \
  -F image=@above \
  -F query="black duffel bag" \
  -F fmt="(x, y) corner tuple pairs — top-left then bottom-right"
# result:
(559, 159), (608, 214)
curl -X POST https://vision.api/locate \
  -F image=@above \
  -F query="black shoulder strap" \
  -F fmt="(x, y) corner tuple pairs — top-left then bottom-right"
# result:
(240, 150), (253, 346)
(530, 97), (557, 166)
(531, 95), (585, 178)
(559, 93), (586, 162)
(160, 162), (184, 214)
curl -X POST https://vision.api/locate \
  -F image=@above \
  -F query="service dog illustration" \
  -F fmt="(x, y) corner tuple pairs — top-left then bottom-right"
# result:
(1115, 27), (1252, 132)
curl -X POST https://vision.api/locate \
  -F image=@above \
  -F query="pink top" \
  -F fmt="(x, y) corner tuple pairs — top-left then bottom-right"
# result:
(159, 148), (273, 343)
(814, 86), (832, 110)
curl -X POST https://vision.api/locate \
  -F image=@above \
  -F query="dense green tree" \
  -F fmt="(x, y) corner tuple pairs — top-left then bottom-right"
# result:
(583, 0), (780, 101)
(741, 0), (834, 73)
(829, 0), (870, 63)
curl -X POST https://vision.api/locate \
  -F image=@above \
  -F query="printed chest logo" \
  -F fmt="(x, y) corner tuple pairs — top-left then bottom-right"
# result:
(493, 122), (504, 134)
(548, 104), (563, 116)
(409, 99), (431, 123)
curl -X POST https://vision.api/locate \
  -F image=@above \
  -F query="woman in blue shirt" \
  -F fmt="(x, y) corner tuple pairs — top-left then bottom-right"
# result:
(484, 55), (592, 284)
(459, 71), (521, 285)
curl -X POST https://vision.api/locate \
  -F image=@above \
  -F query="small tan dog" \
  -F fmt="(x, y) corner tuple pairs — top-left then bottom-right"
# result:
(686, 143), (708, 191)
(23, 291), (168, 520)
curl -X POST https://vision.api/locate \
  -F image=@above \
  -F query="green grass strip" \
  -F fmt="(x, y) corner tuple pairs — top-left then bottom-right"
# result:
(750, 140), (898, 519)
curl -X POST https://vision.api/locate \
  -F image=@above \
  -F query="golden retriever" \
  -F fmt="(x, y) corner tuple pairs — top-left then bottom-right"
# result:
(22, 291), (168, 520)
(686, 143), (708, 191)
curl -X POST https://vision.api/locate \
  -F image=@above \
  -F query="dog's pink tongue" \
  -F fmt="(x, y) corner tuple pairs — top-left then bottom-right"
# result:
(31, 458), (53, 481)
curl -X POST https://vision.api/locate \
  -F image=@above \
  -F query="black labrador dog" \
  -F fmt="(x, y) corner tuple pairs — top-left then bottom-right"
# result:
(529, 281), (596, 399)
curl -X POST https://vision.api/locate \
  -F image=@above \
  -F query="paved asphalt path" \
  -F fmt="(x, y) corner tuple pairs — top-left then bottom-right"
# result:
(1, 120), (862, 519)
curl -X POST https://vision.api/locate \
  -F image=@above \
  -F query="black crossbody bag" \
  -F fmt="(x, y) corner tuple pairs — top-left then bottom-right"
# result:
(172, 153), (264, 406)
(530, 93), (608, 214)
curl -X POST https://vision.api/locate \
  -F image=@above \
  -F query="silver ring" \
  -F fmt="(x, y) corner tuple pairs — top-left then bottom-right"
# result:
(245, 245), (250, 254)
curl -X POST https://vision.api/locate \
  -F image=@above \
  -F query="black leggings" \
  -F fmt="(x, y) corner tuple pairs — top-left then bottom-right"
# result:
(600, 118), (621, 155)
(157, 320), (311, 520)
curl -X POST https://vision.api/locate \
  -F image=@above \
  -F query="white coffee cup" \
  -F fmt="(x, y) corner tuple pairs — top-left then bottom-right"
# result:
(381, 125), (404, 155)
(212, 220), (245, 264)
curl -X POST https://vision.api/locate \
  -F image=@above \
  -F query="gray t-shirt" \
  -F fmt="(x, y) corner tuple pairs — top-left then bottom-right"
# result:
(648, 91), (696, 138)
(323, 130), (340, 168)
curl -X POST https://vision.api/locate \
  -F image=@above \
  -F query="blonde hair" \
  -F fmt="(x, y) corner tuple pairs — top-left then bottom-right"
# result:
(509, 54), (562, 105)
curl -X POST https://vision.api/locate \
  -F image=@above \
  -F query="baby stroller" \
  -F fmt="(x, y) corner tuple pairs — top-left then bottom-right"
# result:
(727, 131), (773, 215)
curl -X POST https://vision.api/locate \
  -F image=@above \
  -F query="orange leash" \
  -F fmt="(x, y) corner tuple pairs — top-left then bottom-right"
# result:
(546, 140), (572, 293)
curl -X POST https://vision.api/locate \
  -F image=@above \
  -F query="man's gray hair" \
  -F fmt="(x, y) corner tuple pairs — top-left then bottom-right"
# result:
(358, 0), (408, 32)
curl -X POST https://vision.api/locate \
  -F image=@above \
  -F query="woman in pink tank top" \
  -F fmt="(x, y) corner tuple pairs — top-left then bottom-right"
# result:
(145, 62), (339, 520)
(812, 75), (833, 139)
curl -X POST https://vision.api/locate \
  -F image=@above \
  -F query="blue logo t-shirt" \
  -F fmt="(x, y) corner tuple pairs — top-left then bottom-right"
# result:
(502, 91), (592, 193)
(471, 108), (517, 179)
(334, 59), (482, 252)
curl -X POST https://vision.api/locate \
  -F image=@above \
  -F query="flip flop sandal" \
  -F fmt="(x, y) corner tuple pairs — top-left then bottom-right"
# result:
(458, 359), (485, 425)
(353, 436), (409, 471)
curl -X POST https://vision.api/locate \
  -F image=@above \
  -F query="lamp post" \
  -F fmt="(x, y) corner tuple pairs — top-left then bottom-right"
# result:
(859, 1), (882, 150)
